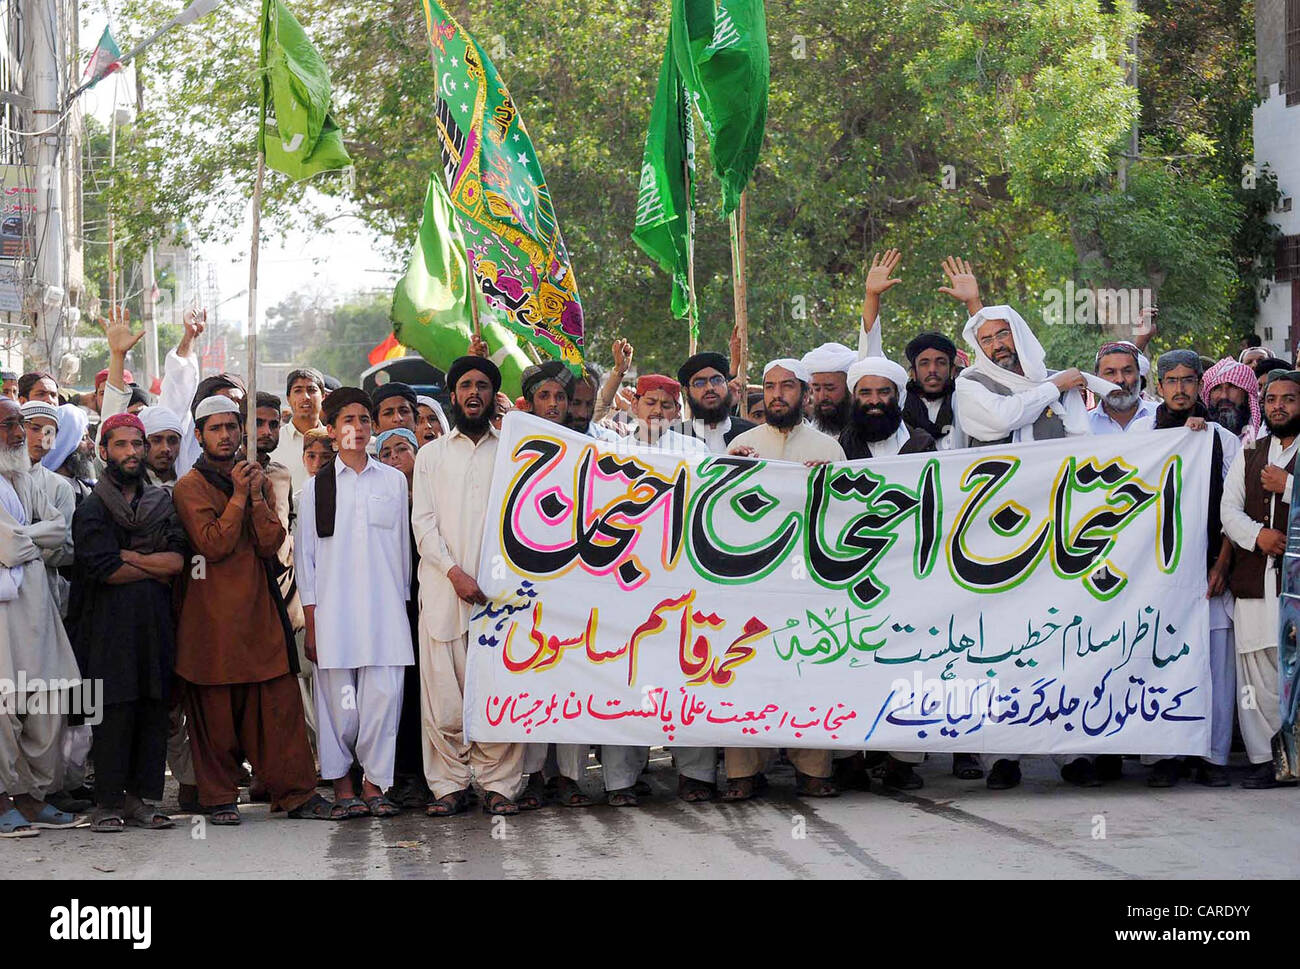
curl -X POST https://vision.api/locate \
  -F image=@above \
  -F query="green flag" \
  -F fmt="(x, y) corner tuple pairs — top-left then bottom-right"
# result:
(631, 32), (697, 328)
(392, 175), (531, 398)
(672, 0), (768, 215)
(419, 0), (584, 370)
(259, 0), (351, 180)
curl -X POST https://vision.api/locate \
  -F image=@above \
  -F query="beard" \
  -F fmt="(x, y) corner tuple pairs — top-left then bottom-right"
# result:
(1104, 386), (1140, 412)
(451, 397), (496, 437)
(689, 391), (732, 425)
(105, 455), (145, 484)
(814, 396), (852, 434)
(994, 352), (1021, 374)
(849, 399), (904, 442)
(1265, 412), (1300, 439)
(1211, 400), (1250, 434)
(0, 444), (31, 477)
(766, 398), (804, 431)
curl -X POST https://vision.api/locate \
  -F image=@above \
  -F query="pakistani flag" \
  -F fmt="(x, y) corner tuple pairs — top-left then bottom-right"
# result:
(631, 32), (697, 328)
(672, 0), (768, 215)
(418, 0), (584, 369)
(259, 0), (351, 180)
(82, 26), (122, 89)
(392, 175), (531, 398)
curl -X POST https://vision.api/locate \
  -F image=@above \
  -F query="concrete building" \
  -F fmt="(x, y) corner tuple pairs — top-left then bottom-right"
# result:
(1256, 0), (1300, 357)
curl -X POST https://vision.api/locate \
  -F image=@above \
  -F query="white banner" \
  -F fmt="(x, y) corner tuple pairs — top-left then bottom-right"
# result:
(465, 413), (1211, 756)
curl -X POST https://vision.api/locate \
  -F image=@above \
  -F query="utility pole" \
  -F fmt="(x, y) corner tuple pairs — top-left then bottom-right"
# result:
(20, 0), (66, 370)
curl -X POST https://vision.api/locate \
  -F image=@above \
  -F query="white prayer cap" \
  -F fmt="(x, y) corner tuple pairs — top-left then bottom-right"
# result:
(19, 401), (60, 426)
(847, 356), (909, 407)
(140, 405), (183, 437)
(763, 358), (811, 384)
(417, 395), (450, 435)
(194, 395), (241, 422)
(800, 342), (856, 375)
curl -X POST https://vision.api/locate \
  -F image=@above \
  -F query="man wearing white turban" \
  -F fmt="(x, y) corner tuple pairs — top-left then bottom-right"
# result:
(801, 342), (858, 438)
(840, 357), (936, 459)
(138, 406), (185, 491)
(955, 305), (1117, 446)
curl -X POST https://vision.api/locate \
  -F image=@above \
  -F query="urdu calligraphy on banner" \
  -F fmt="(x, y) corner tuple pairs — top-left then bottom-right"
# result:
(464, 413), (1212, 756)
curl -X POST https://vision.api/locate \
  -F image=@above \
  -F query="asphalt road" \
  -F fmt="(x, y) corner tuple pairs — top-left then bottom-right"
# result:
(6, 752), (1297, 879)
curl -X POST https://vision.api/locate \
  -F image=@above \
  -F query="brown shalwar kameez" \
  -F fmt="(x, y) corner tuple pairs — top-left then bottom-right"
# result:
(173, 465), (316, 811)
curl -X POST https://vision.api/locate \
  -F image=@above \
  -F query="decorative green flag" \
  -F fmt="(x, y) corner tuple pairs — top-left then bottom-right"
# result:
(392, 175), (531, 398)
(418, 0), (584, 369)
(631, 32), (697, 328)
(672, 0), (769, 215)
(259, 0), (351, 180)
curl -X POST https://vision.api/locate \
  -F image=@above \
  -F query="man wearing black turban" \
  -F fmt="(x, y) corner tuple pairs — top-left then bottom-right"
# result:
(902, 332), (966, 451)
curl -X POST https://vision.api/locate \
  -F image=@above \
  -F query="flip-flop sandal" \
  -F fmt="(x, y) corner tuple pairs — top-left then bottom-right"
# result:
(481, 791), (519, 816)
(209, 803), (242, 825)
(329, 796), (370, 820)
(426, 789), (471, 818)
(952, 754), (984, 780)
(363, 794), (400, 819)
(27, 803), (79, 828)
(606, 787), (639, 807)
(677, 776), (715, 803)
(0, 807), (39, 838)
(90, 809), (126, 833)
(124, 803), (175, 829)
(554, 777), (593, 807)
(719, 775), (758, 802)
(287, 794), (335, 821)
(794, 771), (840, 798)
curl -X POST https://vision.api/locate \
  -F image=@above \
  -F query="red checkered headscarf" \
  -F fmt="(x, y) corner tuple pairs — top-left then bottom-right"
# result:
(1200, 357), (1260, 444)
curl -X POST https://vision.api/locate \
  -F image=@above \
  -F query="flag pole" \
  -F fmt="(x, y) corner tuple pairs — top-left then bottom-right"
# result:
(684, 157), (697, 357)
(247, 3), (267, 465)
(729, 190), (749, 418)
(246, 152), (264, 464)
(107, 78), (118, 315)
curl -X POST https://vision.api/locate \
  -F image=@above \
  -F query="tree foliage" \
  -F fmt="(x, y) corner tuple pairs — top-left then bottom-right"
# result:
(93, 0), (1270, 378)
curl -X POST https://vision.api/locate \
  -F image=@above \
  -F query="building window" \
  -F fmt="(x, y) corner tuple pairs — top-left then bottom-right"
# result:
(1279, 235), (1300, 283)
(1290, 0), (1300, 105)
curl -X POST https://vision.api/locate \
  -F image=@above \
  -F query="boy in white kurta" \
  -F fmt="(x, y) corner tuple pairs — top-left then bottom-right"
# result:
(295, 387), (413, 818)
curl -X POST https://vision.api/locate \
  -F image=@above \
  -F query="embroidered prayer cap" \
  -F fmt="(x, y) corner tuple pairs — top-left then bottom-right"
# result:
(100, 412), (146, 441)
(19, 401), (59, 426)
(635, 374), (680, 398)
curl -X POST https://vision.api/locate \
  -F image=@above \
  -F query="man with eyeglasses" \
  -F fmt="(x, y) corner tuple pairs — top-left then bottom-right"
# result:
(1129, 350), (1240, 789)
(955, 306), (1115, 450)
(669, 352), (755, 451)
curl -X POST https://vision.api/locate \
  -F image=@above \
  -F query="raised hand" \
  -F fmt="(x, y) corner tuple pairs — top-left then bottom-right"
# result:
(938, 256), (981, 309)
(611, 338), (634, 375)
(178, 307), (207, 357)
(100, 306), (144, 359)
(864, 249), (904, 297)
(468, 333), (489, 358)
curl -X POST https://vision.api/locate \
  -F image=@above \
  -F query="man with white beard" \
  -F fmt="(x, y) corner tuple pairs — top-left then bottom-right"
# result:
(1088, 342), (1157, 434)
(0, 396), (82, 837)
